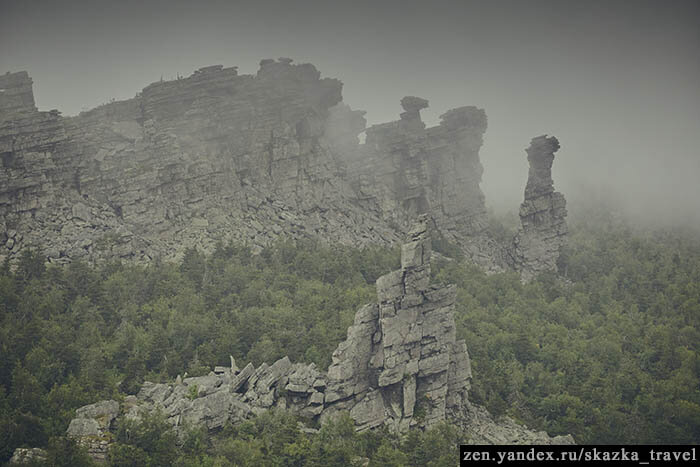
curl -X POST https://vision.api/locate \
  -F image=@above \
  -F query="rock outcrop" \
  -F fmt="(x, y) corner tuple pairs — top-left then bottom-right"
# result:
(339, 97), (509, 271)
(65, 220), (572, 461)
(65, 400), (120, 462)
(321, 216), (472, 431)
(8, 448), (47, 465)
(0, 61), (563, 277)
(512, 135), (568, 280)
(0, 61), (399, 266)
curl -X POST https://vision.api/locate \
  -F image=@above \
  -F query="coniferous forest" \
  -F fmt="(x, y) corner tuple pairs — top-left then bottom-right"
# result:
(1, 210), (699, 465)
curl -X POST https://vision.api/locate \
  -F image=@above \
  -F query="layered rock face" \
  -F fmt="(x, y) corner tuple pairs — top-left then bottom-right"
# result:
(8, 448), (48, 465)
(1, 61), (568, 278)
(65, 400), (120, 461)
(336, 97), (510, 271)
(322, 217), (472, 431)
(0, 61), (531, 274)
(0, 61), (399, 265)
(513, 135), (568, 280)
(64, 220), (573, 462)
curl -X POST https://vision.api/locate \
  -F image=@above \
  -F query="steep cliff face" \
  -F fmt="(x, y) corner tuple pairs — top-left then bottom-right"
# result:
(0, 61), (399, 265)
(330, 97), (510, 271)
(512, 135), (568, 280)
(0, 71), (37, 114)
(62, 220), (573, 461)
(1, 60), (566, 277)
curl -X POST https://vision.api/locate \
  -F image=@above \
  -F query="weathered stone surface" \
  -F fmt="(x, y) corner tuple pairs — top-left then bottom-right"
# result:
(325, 303), (379, 404)
(74, 399), (120, 425)
(66, 417), (101, 437)
(0, 72), (37, 115)
(66, 399), (119, 462)
(9, 447), (47, 465)
(183, 374), (222, 397)
(231, 362), (255, 392)
(0, 63), (399, 268)
(181, 391), (238, 430)
(137, 381), (173, 405)
(343, 100), (511, 272)
(0, 62), (564, 277)
(286, 363), (323, 394)
(322, 216), (473, 431)
(512, 135), (568, 280)
(456, 401), (574, 445)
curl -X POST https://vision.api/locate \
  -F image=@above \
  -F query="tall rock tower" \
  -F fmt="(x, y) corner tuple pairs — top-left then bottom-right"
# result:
(513, 135), (568, 280)
(322, 215), (472, 431)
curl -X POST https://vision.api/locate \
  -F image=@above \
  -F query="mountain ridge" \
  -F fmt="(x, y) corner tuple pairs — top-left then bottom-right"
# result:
(0, 58), (567, 279)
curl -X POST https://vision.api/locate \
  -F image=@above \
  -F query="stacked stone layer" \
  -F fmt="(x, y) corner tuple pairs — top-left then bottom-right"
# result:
(322, 217), (472, 431)
(0, 60), (560, 276)
(0, 62), (399, 266)
(512, 135), (568, 280)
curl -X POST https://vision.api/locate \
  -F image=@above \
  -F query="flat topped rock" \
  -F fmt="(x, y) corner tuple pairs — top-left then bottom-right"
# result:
(439, 106), (487, 131)
(401, 96), (429, 113)
(527, 134), (560, 160)
(514, 134), (568, 281)
(75, 399), (119, 422)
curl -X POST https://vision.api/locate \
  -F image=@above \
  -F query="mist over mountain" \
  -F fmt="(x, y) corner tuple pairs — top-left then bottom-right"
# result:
(2, 0), (699, 228)
(1, 1), (699, 463)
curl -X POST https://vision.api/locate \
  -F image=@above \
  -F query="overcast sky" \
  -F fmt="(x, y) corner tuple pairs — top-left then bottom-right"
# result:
(2, 0), (699, 225)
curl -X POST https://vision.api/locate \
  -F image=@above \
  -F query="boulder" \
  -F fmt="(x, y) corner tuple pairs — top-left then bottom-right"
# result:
(9, 448), (47, 465)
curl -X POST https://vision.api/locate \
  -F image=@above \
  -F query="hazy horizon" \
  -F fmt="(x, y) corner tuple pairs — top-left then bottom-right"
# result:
(2, 0), (699, 227)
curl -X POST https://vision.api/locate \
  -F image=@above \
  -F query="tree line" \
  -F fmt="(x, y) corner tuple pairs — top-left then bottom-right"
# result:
(0, 212), (698, 463)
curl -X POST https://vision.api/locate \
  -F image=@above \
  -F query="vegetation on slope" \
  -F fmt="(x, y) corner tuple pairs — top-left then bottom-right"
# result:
(0, 212), (698, 464)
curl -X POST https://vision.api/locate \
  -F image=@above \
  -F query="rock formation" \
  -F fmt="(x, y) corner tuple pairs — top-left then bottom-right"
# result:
(0, 60), (561, 277)
(0, 61), (399, 266)
(512, 135), (568, 280)
(65, 400), (120, 462)
(64, 220), (573, 461)
(340, 97), (510, 272)
(8, 448), (48, 465)
(321, 216), (472, 431)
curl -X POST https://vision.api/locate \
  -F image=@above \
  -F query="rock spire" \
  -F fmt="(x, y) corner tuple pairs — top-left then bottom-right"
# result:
(512, 135), (568, 280)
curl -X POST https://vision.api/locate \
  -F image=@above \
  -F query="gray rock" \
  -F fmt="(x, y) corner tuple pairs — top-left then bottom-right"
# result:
(72, 202), (91, 221)
(457, 401), (575, 445)
(512, 135), (568, 281)
(231, 362), (255, 392)
(349, 391), (386, 431)
(325, 219), (470, 432)
(183, 374), (222, 396)
(138, 381), (173, 405)
(286, 363), (322, 394)
(309, 391), (324, 406)
(66, 399), (120, 462)
(182, 391), (235, 430)
(9, 448), (47, 464)
(74, 399), (119, 428)
(66, 417), (101, 437)
(0, 63), (552, 277)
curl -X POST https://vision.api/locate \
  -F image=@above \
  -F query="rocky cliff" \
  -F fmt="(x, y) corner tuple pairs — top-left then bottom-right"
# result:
(512, 135), (568, 280)
(1, 60), (565, 277)
(63, 220), (573, 461)
(0, 61), (398, 266)
(337, 96), (511, 271)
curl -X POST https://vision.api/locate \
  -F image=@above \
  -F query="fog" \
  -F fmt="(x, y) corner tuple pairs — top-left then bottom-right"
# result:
(2, 0), (699, 227)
